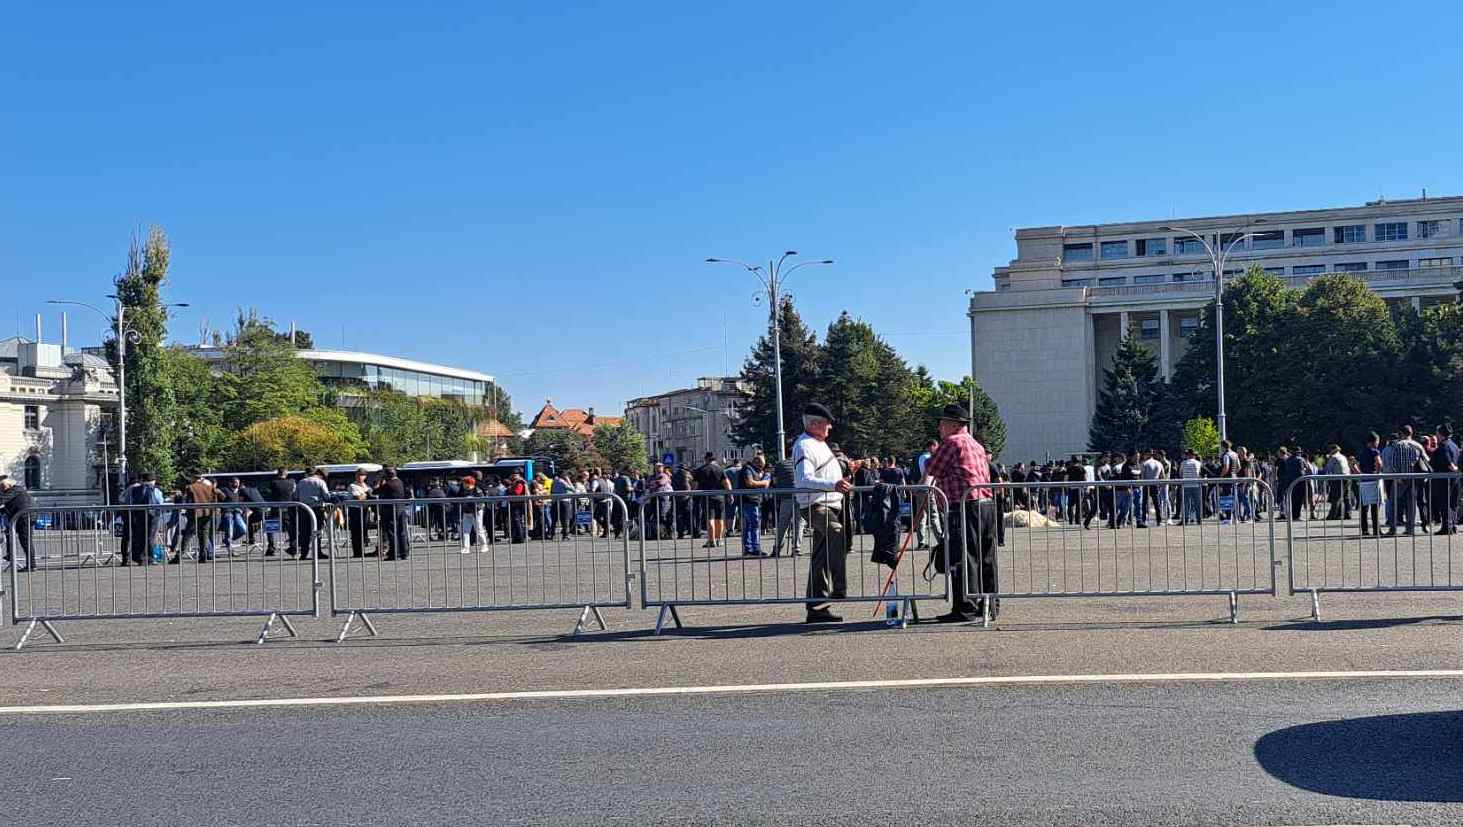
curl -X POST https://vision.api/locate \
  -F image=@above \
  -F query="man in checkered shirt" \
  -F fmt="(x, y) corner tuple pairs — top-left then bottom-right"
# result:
(921, 403), (999, 623)
(1384, 424), (1428, 535)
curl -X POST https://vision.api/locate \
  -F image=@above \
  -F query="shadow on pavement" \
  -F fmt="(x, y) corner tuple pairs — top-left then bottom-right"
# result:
(1255, 711), (1463, 802)
(1263, 616), (1463, 632)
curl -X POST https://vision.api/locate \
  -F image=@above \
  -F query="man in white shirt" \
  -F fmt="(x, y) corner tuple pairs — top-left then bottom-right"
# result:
(1139, 450), (1164, 528)
(792, 402), (853, 624)
(1179, 449), (1204, 525)
(1217, 440), (1241, 524)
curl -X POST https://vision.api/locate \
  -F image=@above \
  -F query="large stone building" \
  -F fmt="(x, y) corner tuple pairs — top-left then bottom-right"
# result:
(0, 336), (118, 504)
(624, 377), (753, 467)
(970, 195), (1463, 462)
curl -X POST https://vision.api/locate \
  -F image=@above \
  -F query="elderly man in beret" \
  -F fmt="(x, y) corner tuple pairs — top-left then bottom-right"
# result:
(793, 402), (854, 623)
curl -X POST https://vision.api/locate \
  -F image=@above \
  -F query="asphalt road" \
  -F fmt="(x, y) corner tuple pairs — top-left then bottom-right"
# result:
(8, 677), (1463, 825)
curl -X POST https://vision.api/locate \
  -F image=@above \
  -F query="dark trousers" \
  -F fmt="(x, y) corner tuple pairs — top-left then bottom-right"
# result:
(178, 515), (214, 560)
(1361, 504), (1381, 535)
(348, 509), (367, 557)
(804, 504), (847, 612)
(510, 504), (527, 543)
(126, 515), (155, 563)
(1288, 485), (1305, 520)
(1431, 480), (1457, 533)
(946, 500), (999, 615)
(1325, 481), (1349, 520)
(382, 509), (409, 558)
(6, 519), (33, 567)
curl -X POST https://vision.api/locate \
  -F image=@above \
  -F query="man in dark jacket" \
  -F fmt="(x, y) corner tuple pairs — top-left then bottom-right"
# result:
(1, 474), (36, 571)
(376, 466), (410, 560)
(1276, 447), (1307, 521)
(174, 472), (220, 563)
(266, 469), (297, 556)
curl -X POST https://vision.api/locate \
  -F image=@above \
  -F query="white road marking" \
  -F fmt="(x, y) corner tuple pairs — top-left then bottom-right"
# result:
(4, 669), (1463, 715)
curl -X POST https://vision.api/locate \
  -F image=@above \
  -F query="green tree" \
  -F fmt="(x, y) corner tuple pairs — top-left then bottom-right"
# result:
(1393, 302), (1463, 431)
(215, 310), (328, 432)
(108, 227), (180, 483)
(592, 421), (649, 474)
(524, 429), (595, 474)
(817, 311), (919, 457)
(731, 296), (821, 454)
(1181, 417), (1221, 458)
(1089, 334), (1162, 454)
(1169, 266), (1299, 452)
(167, 348), (228, 478)
(912, 375), (1007, 459)
(227, 414), (362, 469)
(1288, 275), (1400, 450)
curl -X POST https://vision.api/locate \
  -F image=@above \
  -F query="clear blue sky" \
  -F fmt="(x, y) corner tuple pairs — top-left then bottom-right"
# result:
(6, 2), (1462, 419)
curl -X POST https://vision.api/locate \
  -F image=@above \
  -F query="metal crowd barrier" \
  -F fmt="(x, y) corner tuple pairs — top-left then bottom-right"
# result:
(326, 493), (632, 640)
(636, 485), (951, 633)
(4, 501), (320, 649)
(986, 478), (1277, 621)
(1284, 472), (1463, 618)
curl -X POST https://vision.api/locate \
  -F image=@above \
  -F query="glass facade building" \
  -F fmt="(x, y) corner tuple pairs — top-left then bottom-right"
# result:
(300, 351), (495, 406)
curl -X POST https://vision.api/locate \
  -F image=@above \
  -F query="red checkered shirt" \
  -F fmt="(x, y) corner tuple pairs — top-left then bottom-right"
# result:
(924, 430), (992, 505)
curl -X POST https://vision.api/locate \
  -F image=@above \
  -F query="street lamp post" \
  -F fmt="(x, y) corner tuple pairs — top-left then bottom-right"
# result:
(48, 297), (188, 487)
(706, 252), (834, 461)
(1156, 221), (1265, 444)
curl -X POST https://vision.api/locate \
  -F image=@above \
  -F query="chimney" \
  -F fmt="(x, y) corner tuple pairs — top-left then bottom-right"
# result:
(61, 312), (69, 353)
(35, 313), (42, 344)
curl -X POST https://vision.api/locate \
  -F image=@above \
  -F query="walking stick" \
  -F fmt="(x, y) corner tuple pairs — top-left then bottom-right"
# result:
(871, 506), (918, 617)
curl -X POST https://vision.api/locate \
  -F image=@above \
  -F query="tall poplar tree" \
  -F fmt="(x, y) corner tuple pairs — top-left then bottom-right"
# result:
(108, 227), (179, 483)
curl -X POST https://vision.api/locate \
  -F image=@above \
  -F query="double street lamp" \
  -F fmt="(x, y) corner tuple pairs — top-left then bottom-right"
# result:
(47, 296), (189, 486)
(1155, 220), (1266, 444)
(706, 252), (834, 461)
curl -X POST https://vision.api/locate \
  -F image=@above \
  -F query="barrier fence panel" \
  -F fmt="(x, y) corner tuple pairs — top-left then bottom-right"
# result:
(1285, 472), (1463, 618)
(326, 493), (631, 640)
(4, 502), (320, 649)
(986, 479), (1277, 621)
(636, 485), (950, 633)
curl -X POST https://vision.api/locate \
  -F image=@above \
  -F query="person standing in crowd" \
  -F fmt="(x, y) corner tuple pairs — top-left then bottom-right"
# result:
(455, 474), (489, 554)
(1233, 447), (1253, 524)
(738, 455), (770, 556)
(1322, 445), (1351, 521)
(1384, 425), (1427, 536)
(0, 474), (35, 572)
(915, 439), (943, 547)
(770, 448), (802, 558)
(1179, 449), (1204, 525)
(1216, 440), (1240, 524)
(239, 477), (266, 545)
(1431, 425), (1459, 535)
(694, 452), (730, 549)
(1357, 432), (1385, 536)
(293, 467), (331, 560)
(671, 464), (695, 539)
(374, 466), (409, 558)
(120, 473), (163, 565)
(794, 403), (853, 623)
(1276, 447), (1306, 522)
(611, 468), (633, 538)
(346, 467), (372, 557)
(266, 469), (297, 557)
(1137, 450), (1162, 528)
(643, 462), (673, 540)
(174, 471), (219, 563)
(425, 477), (449, 542)
(921, 403), (997, 623)
(504, 469), (528, 543)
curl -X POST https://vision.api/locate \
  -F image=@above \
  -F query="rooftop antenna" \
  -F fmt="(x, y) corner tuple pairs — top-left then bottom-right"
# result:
(1422, 187), (1428, 200)
(61, 312), (68, 353)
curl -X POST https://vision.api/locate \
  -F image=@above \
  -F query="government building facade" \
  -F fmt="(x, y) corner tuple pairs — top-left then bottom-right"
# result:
(970, 196), (1463, 462)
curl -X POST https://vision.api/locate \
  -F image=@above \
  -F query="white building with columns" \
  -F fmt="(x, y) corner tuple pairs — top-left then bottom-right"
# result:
(970, 195), (1463, 462)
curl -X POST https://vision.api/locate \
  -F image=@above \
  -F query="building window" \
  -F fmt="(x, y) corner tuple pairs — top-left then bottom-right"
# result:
(1374, 222), (1408, 242)
(1179, 317), (1199, 338)
(1061, 277), (1094, 288)
(1333, 225), (1366, 244)
(1375, 260), (1410, 271)
(1172, 271), (1211, 282)
(1293, 228), (1326, 247)
(1174, 238), (1206, 256)
(1218, 232), (1248, 251)
(1263, 267), (1285, 275)
(1134, 274), (1168, 285)
(1062, 243), (1094, 262)
(1100, 240), (1129, 260)
(1419, 257), (1452, 268)
(1418, 220), (1442, 239)
(1135, 238), (1167, 257)
(1334, 262), (1368, 272)
(1292, 264), (1325, 275)
(24, 405), (39, 431)
(24, 455), (41, 489)
(1139, 319), (1160, 340)
(1250, 231), (1285, 250)
(1097, 276), (1126, 286)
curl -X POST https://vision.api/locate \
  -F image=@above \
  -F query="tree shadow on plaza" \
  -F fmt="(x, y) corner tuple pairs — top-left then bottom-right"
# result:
(1263, 615), (1463, 632)
(1255, 711), (1463, 802)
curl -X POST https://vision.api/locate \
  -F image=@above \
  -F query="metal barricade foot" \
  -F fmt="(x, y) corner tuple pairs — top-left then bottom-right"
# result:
(255, 612), (299, 645)
(1310, 589), (1321, 621)
(980, 596), (992, 629)
(899, 598), (918, 629)
(571, 605), (609, 636)
(335, 611), (380, 643)
(15, 619), (65, 650)
(654, 605), (682, 635)
(1228, 591), (1239, 624)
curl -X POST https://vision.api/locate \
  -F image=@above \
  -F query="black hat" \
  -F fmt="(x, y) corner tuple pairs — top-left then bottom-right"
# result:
(803, 402), (834, 423)
(938, 403), (970, 424)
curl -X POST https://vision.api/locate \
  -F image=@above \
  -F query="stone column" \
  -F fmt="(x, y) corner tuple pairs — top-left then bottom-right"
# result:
(1412, 296), (1422, 312)
(1159, 309), (1171, 381)
(1119, 310), (1130, 340)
